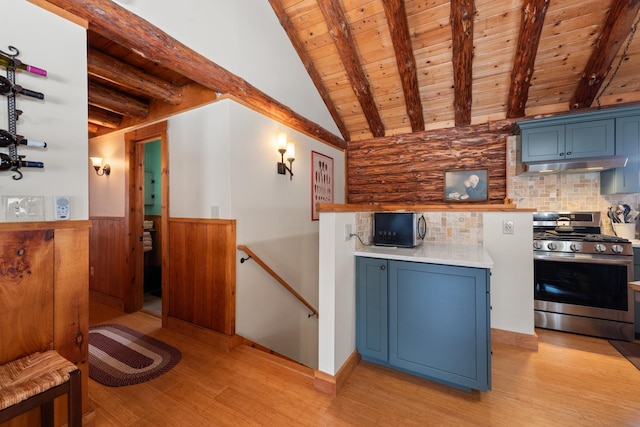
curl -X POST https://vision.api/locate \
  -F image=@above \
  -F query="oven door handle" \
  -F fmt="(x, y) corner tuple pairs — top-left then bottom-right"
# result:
(534, 253), (633, 265)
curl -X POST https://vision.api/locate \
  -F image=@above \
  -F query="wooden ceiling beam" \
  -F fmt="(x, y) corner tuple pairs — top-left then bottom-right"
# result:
(570, 0), (640, 109)
(44, 0), (346, 150)
(317, 0), (385, 138)
(269, 0), (350, 142)
(88, 81), (150, 118)
(88, 105), (123, 129)
(383, 0), (424, 133)
(450, 0), (475, 126)
(506, 0), (550, 118)
(88, 49), (184, 105)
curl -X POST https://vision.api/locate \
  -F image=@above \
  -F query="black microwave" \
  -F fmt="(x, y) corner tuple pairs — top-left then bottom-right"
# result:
(373, 212), (425, 248)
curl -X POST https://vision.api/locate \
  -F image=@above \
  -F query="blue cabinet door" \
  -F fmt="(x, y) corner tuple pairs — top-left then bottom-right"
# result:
(356, 257), (388, 362)
(565, 119), (615, 158)
(388, 260), (490, 391)
(521, 125), (566, 162)
(601, 115), (640, 194)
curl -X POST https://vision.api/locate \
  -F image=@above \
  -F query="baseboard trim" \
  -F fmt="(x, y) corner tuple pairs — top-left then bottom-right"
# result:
(314, 350), (361, 396)
(89, 290), (124, 312)
(165, 316), (241, 352)
(491, 327), (538, 351)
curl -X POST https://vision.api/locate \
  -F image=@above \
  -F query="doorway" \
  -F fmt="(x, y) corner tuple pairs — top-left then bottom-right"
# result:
(142, 139), (162, 315)
(125, 122), (169, 320)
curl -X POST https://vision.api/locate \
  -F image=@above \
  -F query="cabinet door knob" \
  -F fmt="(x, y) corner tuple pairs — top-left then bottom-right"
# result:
(380, 265), (386, 270)
(566, 151), (571, 156)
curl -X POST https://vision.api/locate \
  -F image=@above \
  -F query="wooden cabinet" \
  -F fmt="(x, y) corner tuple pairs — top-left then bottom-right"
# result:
(0, 222), (90, 423)
(601, 115), (640, 194)
(520, 119), (614, 162)
(356, 256), (491, 392)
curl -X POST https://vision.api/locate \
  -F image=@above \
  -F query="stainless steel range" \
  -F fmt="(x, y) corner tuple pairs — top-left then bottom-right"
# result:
(533, 211), (634, 341)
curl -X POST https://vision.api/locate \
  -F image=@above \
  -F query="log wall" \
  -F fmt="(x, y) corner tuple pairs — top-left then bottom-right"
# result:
(347, 120), (512, 204)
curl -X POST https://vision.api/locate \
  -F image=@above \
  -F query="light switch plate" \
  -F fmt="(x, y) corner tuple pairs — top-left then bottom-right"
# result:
(3, 196), (45, 222)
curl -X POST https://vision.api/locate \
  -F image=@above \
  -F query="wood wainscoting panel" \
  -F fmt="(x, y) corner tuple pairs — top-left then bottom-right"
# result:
(89, 216), (127, 305)
(168, 218), (236, 335)
(0, 229), (54, 364)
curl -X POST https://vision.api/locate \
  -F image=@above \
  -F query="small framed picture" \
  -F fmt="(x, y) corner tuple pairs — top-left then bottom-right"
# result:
(444, 169), (488, 202)
(311, 151), (334, 220)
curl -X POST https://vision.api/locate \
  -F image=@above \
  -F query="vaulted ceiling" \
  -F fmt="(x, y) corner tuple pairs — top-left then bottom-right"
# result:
(50, 0), (640, 149)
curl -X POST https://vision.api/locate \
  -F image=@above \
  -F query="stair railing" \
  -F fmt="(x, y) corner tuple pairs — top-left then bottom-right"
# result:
(237, 245), (318, 318)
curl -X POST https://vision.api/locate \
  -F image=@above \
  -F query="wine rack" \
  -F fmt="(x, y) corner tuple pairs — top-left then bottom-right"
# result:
(1, 46), (45, 180)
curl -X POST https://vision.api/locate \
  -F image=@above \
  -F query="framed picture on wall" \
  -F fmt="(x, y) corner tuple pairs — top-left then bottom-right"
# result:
(444, 168), (488, 202)
(311, 151), (334, 221)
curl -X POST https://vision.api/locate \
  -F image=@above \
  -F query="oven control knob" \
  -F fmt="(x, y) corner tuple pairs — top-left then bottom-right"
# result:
(594, 243), (606, 253)
(533, 241), (542, 250)
(611, 244), (624, 253)
(547, 242), (557, 251)
(569, 243), (581, 252)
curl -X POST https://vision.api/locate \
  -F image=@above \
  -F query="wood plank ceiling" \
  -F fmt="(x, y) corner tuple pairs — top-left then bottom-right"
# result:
(79, 0), (640, 149)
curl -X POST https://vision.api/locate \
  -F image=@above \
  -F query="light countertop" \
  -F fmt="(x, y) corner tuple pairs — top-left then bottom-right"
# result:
(355, 242), (494, 269)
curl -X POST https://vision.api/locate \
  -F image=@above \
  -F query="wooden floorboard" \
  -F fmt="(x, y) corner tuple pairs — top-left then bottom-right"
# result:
(88, 301), (640, 426)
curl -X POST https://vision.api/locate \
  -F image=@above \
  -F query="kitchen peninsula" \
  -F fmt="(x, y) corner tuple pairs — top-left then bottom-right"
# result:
(356, 243), (493, 391)
(316, 203), (534, 396)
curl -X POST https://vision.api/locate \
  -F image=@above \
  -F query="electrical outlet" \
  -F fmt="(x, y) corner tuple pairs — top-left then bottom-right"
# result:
(345, 224), (353, 241)
(503, 220), (514, 234)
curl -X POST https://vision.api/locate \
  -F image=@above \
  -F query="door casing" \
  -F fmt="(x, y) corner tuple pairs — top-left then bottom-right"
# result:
(124, 121), (169, 322)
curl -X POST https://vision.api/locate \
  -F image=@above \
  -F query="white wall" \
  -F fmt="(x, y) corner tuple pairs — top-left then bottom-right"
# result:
(229, 102), (344, 368)
(0, 0), (87, 221)
(168, 102), (232, 219)
(88, 132), (125, 217)
(483, 212), (534, 335)
(111, 0), (339, 138)
(318, 212), (357, 375)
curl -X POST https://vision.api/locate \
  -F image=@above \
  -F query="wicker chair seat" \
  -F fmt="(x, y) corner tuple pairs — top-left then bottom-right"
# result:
(0, 350), (81, 426)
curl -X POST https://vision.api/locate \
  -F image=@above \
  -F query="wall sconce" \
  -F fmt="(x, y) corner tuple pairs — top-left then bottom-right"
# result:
(90, 157), (111, 176)
(276, 133), (295, 180)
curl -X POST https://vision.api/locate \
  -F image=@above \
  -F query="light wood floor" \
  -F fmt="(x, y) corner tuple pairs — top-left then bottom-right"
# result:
(88, 301), (640, 426)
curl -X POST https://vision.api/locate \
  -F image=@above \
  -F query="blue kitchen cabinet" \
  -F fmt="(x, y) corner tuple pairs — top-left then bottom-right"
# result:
(601, 115), (640, 194)
(356, 256), (388, 362)
(356, 256), (491, 392)
(521, 119), (614, 162)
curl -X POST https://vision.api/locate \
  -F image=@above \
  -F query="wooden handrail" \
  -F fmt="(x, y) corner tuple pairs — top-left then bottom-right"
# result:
(237, 245), (318, 318)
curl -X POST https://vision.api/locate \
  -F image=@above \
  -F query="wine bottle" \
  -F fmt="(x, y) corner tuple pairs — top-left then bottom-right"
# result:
(0, 75), (44, 99)
(0, 130), (46, 148)
(0, 153), (44, 170)
(0, 56), (47, 76)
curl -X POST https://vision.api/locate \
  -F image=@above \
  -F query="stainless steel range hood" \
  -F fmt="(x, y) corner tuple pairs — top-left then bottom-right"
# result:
(517, 156), (628, 175)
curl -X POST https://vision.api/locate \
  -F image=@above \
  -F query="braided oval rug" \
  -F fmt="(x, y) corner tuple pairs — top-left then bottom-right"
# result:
(88, 324), (181, 387)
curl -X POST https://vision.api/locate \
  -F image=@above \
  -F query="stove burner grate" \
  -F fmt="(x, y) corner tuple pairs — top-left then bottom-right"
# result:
(533, 231), (630, 244)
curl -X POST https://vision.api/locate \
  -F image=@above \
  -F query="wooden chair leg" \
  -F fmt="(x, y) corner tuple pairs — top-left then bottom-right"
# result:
(40, 400), (54, 427)
(68, 369), (82, 427)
